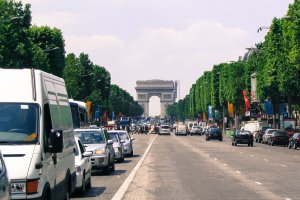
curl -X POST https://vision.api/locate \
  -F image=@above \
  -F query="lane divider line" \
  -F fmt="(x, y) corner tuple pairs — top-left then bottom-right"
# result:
(264, 159), (269, 162)
(111, 134), (158, 200)
(236, 171), (242, 174)
(280, 164), (288, 168)
(255, 181), (262, 185)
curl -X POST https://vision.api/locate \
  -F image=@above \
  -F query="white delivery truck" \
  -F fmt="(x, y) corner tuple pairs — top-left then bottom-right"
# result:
(0, 68), (76, 199)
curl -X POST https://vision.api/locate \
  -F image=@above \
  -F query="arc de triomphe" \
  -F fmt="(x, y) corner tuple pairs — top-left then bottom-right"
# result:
(135, 80), (177, 117)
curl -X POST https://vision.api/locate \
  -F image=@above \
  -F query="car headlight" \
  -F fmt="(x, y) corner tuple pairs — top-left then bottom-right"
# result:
(114, 147), (121, 152)
(94, 148), (105, 155)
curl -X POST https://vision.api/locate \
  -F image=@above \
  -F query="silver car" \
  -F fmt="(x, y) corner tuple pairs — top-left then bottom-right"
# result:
(113, 130), (134, 157)
(74, 128), (115, 174)
(108, 131), (125, 162)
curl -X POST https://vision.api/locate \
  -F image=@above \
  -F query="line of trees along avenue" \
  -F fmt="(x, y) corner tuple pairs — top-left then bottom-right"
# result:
(167, 0), (300, 128)
(0, 0), (143, 120)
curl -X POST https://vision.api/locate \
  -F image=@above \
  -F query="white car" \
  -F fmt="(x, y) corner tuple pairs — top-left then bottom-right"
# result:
(74, 128), (115, 174)
(159, 124), (171, 135)
(74, 136), (92, 194)
(175, 124), (187, 136)
(108, 131), (125, 162)
(112, 130), (135, 156)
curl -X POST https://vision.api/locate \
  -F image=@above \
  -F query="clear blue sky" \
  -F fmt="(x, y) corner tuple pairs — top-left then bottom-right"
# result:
(22, 0), (294, 116)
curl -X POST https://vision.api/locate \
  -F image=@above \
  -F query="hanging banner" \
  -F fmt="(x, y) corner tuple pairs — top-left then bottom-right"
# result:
(242, 90), (250, 111)
(228, 103), (234, 117)
(208, 105), (213, 119)
(264, 100), (273, 115)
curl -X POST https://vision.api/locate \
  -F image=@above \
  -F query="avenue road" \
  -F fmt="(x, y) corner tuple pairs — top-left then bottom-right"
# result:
(72, 132), (300, 200)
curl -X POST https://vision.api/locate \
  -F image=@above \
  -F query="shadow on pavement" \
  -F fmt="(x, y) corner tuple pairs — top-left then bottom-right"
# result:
(72, 187), (106, 198)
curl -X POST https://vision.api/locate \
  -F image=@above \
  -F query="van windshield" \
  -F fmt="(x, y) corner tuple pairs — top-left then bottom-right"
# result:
(0, 103), (39, 144)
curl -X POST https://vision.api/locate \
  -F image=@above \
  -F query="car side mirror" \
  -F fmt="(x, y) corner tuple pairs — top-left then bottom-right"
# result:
(83, 151), (93, 157)
(131, 137), (135, 141)
(47, 129), (63, 153)
(120, 140), (125, 143)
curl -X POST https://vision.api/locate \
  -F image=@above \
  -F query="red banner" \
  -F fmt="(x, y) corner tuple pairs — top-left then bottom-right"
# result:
(242, 90), (250, 111)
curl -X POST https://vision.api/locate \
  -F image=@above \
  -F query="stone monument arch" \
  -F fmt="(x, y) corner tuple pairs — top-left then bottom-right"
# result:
(135, 80), (177, 117)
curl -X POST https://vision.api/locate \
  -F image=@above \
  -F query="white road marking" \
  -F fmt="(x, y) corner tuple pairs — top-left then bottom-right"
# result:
(240, 152), (244, 154)
(111, 134), (158, 200)
(250, 155), (254, 157)
(285, 198), (292, 200)
(236, 171), (242, 174)
(268, 150), (271, 152)
(280, 164), (288, 168)
(223, 164), (227, 166)
(255, 181), (262, 185)
(214, 158), (218, 161)
(264, 159), (269, 162)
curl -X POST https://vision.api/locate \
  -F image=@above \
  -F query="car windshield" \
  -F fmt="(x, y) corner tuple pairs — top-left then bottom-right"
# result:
(274, 131), (288, 137)
(209, 128), (220, 133)
(117, 131), (130, 140)
(0, 103), (39, 144)
(108, 132), (120, 142)
(237, 131), (251, 135)
(75, 131), (106, 144)
(161, 125), (169, 129)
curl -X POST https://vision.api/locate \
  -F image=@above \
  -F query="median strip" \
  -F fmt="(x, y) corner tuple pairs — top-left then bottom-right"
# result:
(111, 134), (158, 200)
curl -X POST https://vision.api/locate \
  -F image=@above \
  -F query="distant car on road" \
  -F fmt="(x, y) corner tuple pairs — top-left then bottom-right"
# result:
(288, 133), (300, 149)
(159, 124), (171, 135)
(175, 124), (187, 136)
(74, 128), (115, 174)
(267, 130), (289, 146)
(190, 125), (201, 135)
(231, 130), (253, 146)
(262, 129), (278, 144)
(254, 126), (269, 143)
(206, 128), (222, 141)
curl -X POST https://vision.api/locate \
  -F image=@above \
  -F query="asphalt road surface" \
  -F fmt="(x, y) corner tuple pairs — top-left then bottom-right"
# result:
(72, 132), (300, 200)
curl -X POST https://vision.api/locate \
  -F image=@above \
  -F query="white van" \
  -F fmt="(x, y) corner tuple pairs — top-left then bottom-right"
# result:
(0, 69), (76, 199)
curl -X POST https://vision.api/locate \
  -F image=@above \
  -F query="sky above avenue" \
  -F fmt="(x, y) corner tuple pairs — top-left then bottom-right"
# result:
(21, 0), (293, 116)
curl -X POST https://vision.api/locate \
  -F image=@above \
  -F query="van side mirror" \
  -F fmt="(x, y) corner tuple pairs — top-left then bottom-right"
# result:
(48, 129), (63, 153)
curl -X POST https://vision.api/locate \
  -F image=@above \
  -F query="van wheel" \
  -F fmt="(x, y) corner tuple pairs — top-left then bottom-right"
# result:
(41, 186), (51, 200)
(65, 189), (70, 200)
(111, 160), (115, 172)
(294, 143), (297, 149)
(103, 158), (111, 174)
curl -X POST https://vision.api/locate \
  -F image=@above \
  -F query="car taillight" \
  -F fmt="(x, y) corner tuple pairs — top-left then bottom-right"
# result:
(297, 138), (300, 142)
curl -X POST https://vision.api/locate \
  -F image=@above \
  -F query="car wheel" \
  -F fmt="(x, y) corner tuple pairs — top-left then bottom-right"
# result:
(231, 142), (234, 146)
(294, 143), (297, 150)
(111, 160), (115, 172)
(103, 158), (111, 174)
(288, 143), (292, 149)
(86, 176), (91, 190)
(248, 143), (250, 146)
(79, 173), (86, 194)
(219, 138), (223, 141)
(234, 142), (237, 146)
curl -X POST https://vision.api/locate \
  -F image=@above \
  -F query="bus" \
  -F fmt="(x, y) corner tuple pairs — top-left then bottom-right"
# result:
(69, 99), (89, 128)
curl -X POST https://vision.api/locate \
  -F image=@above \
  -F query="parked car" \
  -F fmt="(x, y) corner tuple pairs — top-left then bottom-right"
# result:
(159, 124), (171, 135)
(288, 133), (300, 149)
(112, 130), (135, 156)
(231, 130), (254, 146)
(74, 136), (92, 194)
(187, 121), (198, 134)
(262, 129), (278, 144)
(267, 130), (289, 146)
(74, 128), (115, 174)
(205, 128), (223, 141)
(254, 126), (269, 143)
(108, 131), (125, 162)
(190, 125), (201, 135)
(0, 150), (9, 200)
(175, 124), (188, 136)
